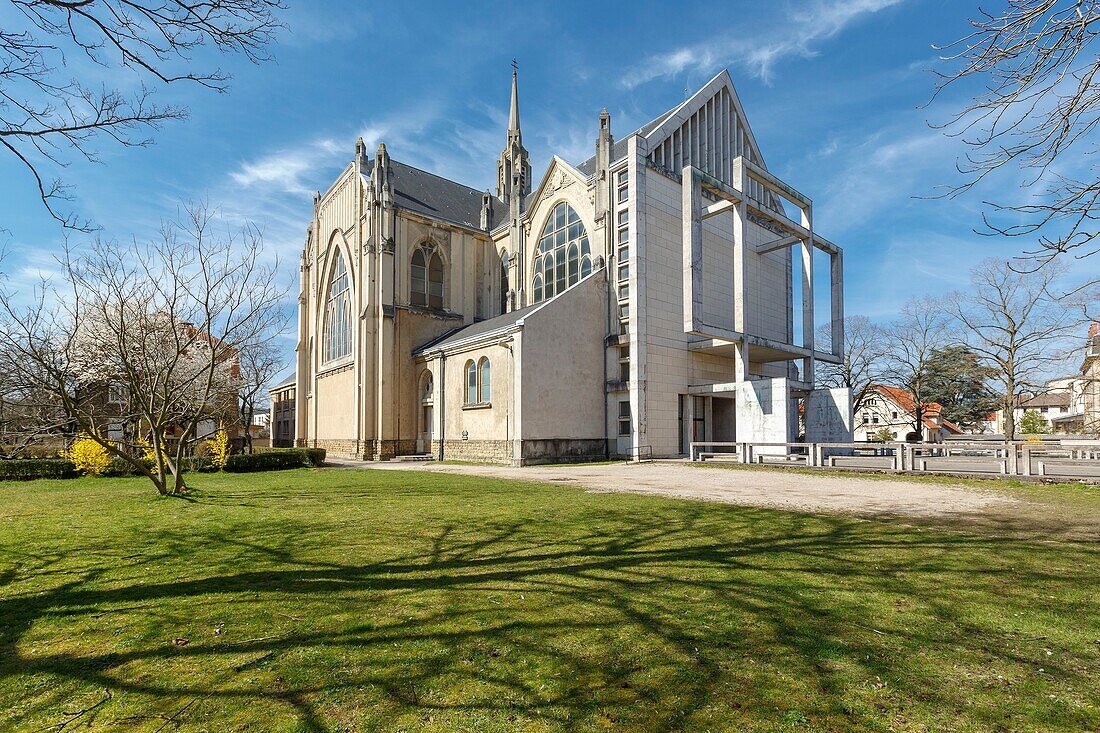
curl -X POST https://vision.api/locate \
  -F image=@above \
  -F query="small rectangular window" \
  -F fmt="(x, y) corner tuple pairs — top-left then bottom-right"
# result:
(618, 401), (631, 436)
(619, 360), (630, 382)
(619, 304), (629, 320)
(618, 227), (629, 244)
(617, 186), (628, 203)
(617, 170), (628, 185)
(618, 264), (629, 282)
(619, 319), (629, 335)
(618, 244), (629, 262)
(619, 345), (630, 360)
(618, 284), (629, 301)
(618, 210), (629, 226)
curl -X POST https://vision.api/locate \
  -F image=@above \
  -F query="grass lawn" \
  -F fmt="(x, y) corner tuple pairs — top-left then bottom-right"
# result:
(1, 468), (1097, 732)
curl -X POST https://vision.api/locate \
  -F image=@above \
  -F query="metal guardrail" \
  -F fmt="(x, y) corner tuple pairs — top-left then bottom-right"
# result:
(689, 440), (1100, 479)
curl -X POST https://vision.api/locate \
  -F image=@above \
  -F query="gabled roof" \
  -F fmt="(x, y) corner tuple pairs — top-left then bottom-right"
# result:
(383, 160), (506, 231)
(869, 385), (962, 434)
(575, 69), (766, 178)
(413, 302), (543, 355)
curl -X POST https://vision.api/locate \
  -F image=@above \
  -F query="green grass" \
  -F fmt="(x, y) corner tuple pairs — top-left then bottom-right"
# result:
(1, 469), (1097, 732)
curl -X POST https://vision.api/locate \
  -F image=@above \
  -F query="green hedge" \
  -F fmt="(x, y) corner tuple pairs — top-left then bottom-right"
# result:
(224, 448), (326, 473)
(0, 458), (79, 481)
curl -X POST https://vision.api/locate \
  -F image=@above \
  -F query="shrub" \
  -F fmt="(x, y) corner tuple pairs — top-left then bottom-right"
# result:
(61, 437), (113, 476)
(224, 448), (326, 473)
(205, 429), (232, 468)
(0, 458), (79, 481)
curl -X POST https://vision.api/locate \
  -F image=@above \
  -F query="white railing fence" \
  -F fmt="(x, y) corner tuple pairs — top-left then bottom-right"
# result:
(689, 439), (1100, 479)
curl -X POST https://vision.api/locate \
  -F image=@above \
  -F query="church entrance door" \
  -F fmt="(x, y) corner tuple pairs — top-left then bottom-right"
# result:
(418, 405), (433, 454)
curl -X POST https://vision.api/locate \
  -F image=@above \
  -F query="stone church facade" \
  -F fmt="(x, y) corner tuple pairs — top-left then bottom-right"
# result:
(294, 69), (851, 464)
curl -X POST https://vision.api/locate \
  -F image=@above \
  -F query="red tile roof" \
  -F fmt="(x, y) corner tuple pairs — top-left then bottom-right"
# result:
(869, 385), (962, 434)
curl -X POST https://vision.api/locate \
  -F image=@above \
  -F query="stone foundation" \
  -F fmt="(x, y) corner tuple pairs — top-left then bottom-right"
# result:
(309, 438), (362, 459)
(519, 439), (609, 466)
(433, 439), (513, 464)
(372, 439), (419, 461)
(429, 438), (610, 466)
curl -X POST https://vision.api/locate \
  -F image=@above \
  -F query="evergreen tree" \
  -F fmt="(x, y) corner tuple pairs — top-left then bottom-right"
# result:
(921, 345), (1000, 431)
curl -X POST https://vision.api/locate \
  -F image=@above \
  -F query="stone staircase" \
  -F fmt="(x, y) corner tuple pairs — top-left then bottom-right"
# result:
(393, 454), (435, 463)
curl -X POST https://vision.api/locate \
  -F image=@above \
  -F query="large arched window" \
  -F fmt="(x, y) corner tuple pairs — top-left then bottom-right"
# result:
(322, 249), (352, 363)
(411, 244), (445, 309)
(532, 202), (591, 303)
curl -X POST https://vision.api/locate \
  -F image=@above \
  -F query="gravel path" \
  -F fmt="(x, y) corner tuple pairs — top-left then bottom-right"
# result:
(341, 459), (1018, 519)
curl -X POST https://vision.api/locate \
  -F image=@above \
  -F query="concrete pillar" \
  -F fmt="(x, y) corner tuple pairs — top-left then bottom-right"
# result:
(800, 205), (815, 385)
(831, 249), (844, 359)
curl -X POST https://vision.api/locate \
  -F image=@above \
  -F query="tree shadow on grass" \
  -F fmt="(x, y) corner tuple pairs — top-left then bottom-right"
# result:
(1, 481), (1097, 731)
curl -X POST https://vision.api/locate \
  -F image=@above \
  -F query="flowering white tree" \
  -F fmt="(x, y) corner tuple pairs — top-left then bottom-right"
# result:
(0, 203), (286, 494)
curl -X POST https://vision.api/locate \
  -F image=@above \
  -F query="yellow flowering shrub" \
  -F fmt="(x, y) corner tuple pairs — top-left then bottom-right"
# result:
(61, 437), (113, 476)
(205, 429), (231, 469)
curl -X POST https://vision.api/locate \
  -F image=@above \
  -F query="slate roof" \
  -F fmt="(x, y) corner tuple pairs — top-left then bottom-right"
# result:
(413, 302), (543, 355)
(269, 370), (295, 391)
(388, 160), (507, 231)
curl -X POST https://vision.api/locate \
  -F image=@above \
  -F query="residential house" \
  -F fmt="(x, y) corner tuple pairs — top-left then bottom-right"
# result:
(852, 385), (962, 443)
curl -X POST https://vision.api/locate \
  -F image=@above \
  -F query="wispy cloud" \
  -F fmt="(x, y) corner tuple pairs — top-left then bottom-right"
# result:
(621, 0), (904, 88)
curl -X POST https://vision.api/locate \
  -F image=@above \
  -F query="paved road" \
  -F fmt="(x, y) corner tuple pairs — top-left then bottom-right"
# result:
(338, 459), (1018, 519)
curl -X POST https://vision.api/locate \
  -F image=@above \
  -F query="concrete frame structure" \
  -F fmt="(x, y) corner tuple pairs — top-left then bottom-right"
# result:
(292, 69), (852, 464)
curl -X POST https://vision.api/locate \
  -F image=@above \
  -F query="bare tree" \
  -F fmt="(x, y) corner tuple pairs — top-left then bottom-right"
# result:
(932, 1), (1100, 267)
(948, 258), (1081, 441)
(1, 0), (283, 231)
(816, 316), (888, 413)
(236, 337), (285, 454)
(0, 203), (286, 494)
(881, 297), (950, 440)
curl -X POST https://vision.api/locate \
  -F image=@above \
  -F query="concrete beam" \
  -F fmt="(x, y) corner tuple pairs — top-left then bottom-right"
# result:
(755, 234), (801, 255)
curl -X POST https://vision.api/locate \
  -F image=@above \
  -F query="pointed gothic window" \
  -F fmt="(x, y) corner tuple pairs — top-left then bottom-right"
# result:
(323, 250), (352, 363)
(532, 202), (591, 303)
(411, 244), (445, 309)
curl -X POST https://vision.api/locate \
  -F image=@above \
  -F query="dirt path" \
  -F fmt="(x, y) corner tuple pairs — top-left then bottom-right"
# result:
(340, 459), (1019, 519)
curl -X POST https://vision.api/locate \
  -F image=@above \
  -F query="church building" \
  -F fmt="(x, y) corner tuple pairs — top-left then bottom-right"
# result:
(293, 69), (852, 464)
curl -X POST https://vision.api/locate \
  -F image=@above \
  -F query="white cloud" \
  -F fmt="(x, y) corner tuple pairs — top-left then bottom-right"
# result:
(621, 0), (904, 88)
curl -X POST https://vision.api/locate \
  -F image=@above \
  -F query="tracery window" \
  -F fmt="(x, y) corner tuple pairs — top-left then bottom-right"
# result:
(411, 244), (445, 309)
(531, 202), (591, 303)
(323, 249), (352, 363)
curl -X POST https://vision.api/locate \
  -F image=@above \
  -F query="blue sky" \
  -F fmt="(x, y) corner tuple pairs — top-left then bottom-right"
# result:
(2, 0), (1094, 354)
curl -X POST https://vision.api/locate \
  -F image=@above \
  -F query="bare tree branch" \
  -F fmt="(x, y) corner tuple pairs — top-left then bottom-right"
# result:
(0, 0), (284, 230)
(932, 1), (1100, 268)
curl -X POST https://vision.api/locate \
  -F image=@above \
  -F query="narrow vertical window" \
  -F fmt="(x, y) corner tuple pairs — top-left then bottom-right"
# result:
(499, 249), (509, 313)
(478, 357), (491, 403)
(464, 360), (476, 404)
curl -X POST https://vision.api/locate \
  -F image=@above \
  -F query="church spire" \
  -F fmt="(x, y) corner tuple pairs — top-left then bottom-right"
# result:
(508, 64), (521, 142)
(497, 60), (531, 203)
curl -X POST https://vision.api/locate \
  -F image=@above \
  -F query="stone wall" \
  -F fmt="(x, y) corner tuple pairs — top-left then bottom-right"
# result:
(310, 438), (361, 458)
(373, 439), (419, 460)
(519, 439), (609, 466)
(433, 439), (513, 464)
